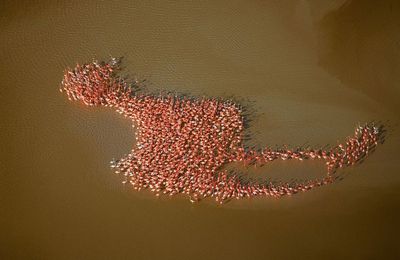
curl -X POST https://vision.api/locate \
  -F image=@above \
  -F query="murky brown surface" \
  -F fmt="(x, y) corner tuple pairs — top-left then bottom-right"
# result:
(1, 0), (399, 259)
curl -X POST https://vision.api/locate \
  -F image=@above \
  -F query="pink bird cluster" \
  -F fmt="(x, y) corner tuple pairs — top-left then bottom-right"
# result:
(60, 59), (382, 203)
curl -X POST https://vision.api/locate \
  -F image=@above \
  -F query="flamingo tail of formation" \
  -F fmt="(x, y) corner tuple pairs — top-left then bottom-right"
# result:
(240, 124), (382, 192)
(60, 58), (384, 203)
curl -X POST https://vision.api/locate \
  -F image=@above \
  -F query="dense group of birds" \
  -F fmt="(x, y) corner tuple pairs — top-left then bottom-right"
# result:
(60, 59), (382, 203)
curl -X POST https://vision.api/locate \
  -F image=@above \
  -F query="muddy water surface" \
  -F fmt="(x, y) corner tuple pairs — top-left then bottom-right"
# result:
(1, 0), (399, 259)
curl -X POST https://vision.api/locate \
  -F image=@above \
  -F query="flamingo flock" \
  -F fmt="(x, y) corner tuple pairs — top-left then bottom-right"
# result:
(60, 58), (383, 203)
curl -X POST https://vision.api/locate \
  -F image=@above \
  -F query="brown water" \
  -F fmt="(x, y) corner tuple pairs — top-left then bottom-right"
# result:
(1, 0), (400, 259)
